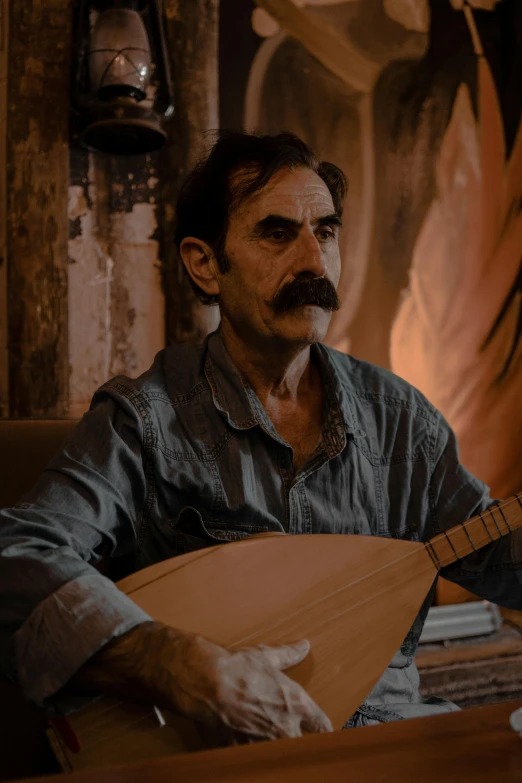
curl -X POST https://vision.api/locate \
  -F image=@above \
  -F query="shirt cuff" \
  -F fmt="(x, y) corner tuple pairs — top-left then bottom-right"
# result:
(14, 572), (152, 712)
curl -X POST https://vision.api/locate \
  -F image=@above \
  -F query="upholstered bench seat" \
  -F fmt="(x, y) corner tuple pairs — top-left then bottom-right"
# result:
(0, 418), (79, 781)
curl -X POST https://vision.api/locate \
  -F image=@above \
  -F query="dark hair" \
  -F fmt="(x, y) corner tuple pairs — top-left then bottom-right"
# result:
(174, 131), (347, 305)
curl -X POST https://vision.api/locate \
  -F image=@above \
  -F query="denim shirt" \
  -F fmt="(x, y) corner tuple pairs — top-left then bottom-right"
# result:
(1, 331), (522, 725)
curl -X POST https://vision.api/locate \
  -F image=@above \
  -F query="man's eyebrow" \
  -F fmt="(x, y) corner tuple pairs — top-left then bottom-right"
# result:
(251, 215), (301, 234)
(314, 213), (343, 228)
(251, 213), (342, 234)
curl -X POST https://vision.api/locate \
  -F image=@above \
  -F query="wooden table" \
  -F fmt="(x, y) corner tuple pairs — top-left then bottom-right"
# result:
(15, 699), (522, 783)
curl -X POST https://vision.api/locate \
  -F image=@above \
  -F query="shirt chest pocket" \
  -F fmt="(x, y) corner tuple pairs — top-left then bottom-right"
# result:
(374, 459), (432, 540)
(167, 506), (269, 555)
(353, 410), (434, 540)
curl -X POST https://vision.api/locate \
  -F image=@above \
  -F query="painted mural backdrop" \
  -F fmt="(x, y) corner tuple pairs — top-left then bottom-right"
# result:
(242, 0), (522, 500)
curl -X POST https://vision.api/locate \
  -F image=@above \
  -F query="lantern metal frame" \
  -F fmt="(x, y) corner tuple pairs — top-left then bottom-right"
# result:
(71, 0), (175, 155)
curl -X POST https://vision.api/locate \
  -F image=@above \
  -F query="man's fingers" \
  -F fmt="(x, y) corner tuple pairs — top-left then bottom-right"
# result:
(300, 698), (334, 735)
(273, 720), (303, 739)
(227, 730), (262, 746)
(253, 639), (311, 670)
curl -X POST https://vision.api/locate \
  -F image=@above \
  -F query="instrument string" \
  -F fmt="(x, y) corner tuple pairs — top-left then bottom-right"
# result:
(434, 531), (508, 568)
(496, 502), (512, 532)
(126, 497), (522, 604)
(235, 495), (522, 646)
(232, 554), (436, 649)
(478, 511), (495, 542)
(232, 544), (436, 648)
(234, 513), (522, 648)
(424, 494), (522, 568)
(234, 522), (519, 647)
(129, 497), (522, 646)
(489, 510), (503, 538)
(460, 520), (477, 551)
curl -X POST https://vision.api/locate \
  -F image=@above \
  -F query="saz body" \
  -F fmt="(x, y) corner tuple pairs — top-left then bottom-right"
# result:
(47, 497), (522, 771)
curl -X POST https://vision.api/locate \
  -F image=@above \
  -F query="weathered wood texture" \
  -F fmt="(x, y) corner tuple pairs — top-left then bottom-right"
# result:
(159, 0), (220, 345)
(6, 0), (71, 416)
(0, 0), (9, 417)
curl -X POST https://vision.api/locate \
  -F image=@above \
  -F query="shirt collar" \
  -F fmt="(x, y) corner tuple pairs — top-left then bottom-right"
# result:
(204, 330), (366, 442)
(313, 343), (367, 440)
(204, 331), (259, 430)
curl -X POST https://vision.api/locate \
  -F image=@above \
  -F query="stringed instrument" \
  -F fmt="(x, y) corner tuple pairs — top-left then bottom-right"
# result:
(47, 495), (522, 771)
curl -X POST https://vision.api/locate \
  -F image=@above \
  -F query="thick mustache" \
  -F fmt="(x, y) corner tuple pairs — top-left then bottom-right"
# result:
(266, 276), (340, 313)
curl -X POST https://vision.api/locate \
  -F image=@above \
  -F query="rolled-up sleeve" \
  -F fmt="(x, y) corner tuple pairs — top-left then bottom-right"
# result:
(429, 411), (522, 610)
(0, 384), (153, 713)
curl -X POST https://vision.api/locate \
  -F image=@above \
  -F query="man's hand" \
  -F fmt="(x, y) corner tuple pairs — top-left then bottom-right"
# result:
(70, 621), (333, 742)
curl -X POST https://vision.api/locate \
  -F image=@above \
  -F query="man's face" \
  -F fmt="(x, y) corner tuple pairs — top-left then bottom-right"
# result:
(216, 166), (342, 347)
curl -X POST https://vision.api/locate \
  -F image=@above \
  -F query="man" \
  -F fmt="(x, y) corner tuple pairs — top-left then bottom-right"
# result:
(0, 132), (520, 742)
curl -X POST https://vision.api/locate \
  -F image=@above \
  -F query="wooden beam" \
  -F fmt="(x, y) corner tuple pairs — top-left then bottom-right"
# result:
(159, 0), (220, 345)
(0, 0), (9, 417)
(6, 0), (71, 416)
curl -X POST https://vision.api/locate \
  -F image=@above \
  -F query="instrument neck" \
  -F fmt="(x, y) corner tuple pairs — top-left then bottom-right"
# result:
(424, 494), (522, 570)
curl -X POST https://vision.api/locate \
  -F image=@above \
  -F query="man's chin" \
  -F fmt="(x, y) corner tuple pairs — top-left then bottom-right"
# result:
(272, 307), (332, 343)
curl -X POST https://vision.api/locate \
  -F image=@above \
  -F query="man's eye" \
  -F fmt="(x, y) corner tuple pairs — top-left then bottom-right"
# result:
(268, 230), (287, 241)
(318, 229), (335, 241)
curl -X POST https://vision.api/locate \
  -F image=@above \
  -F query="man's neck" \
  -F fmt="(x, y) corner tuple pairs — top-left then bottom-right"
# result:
(218, 323), (318, 409)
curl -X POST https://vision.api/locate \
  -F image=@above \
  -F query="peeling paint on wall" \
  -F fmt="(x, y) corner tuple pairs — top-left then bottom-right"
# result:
(109, 202), (164, 379)
(68, 153), (164, 418)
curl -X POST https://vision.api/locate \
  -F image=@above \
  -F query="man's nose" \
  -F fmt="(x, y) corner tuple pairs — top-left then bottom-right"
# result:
(291, 231), (328, 278)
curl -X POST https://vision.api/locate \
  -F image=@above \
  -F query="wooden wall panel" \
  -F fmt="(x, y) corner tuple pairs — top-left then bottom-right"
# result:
(0, 0), (8, 417)
(2, 0), (220, 418)
(6, 0), (71, 417)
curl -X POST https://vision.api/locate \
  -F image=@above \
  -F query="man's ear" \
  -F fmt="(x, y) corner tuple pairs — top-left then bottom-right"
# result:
(179, 237), (221, 298)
